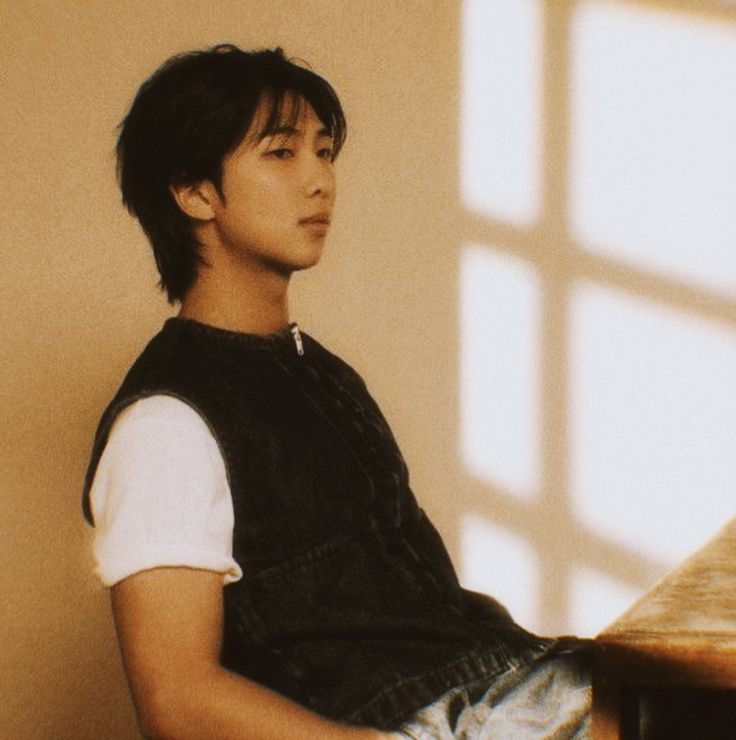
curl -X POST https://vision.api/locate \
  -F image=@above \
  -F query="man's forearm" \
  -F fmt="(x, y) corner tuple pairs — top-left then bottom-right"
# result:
(136, 663), (391, 740)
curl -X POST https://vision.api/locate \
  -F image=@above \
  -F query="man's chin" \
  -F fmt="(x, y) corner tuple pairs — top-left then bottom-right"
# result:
(264, 251), (323, 277)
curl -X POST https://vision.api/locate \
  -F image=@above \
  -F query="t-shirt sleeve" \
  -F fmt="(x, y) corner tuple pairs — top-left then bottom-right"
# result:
(89, 395), (243, 587)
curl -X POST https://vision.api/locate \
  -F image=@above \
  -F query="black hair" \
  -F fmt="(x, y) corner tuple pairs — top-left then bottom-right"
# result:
(116, 44), (346, 302)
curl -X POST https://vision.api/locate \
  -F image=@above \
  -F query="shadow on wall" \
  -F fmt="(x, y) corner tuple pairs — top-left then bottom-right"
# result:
(454, 0), (736, 637)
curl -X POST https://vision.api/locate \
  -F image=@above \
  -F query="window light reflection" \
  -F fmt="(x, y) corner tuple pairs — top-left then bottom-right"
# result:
(460, 513), (541, 633)
(570, 0), (736, 297)
(460, 245), (541, 499)
(569, 566), (643, 637)
(570, 282), (736, 565)
(461, 0), (543, 226)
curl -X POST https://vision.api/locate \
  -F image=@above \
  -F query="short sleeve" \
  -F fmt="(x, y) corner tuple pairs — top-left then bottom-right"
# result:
(89, 395), (243, 587)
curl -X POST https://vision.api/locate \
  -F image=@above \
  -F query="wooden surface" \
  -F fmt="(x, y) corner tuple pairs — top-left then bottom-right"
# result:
(603, 516), (736, 640)
(593, 517), (736, 738)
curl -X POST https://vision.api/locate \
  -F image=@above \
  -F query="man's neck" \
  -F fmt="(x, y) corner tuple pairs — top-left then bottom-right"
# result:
(179, 260), (292, 335)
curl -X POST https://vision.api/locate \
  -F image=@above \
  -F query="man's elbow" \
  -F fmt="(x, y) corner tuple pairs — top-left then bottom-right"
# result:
(134, 685), (177, 739)
(133, 674), (207, 740)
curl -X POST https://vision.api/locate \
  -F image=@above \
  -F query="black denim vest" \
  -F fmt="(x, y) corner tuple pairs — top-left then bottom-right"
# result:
(82, 318), (553, 729)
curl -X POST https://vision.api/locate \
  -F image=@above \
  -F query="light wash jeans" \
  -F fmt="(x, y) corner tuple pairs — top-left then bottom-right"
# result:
(393, 646), (591, 739)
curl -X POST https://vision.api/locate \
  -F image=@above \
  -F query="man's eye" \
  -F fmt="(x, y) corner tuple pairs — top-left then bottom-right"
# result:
(267, 148), (293, 159)
(317, 147), (334, 160)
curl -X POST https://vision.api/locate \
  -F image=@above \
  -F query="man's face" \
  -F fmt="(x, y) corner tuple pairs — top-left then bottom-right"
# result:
(206, 95), (336, 276)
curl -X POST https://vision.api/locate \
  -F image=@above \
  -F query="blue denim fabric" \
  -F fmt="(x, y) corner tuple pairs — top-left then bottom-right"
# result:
(83, 318), (582, 730)
(395, 643), (591, 739)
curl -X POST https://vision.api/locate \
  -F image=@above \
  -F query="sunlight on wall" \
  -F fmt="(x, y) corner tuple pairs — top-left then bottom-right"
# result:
(570, 0), (736, 296)
(569, 566), (641, 637)
(460, 513), (541, 634)
(459, 0), (736, 636)
(570, 282), (736, 564)
(460, 245), (541, 498)
(460, 0), (543, 226)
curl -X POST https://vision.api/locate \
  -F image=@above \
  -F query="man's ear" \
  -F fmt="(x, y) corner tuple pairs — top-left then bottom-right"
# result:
(169, 179), (219, 221)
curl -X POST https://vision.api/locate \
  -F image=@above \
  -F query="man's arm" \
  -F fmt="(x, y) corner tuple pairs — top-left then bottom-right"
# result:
(111, 567), (392, 740)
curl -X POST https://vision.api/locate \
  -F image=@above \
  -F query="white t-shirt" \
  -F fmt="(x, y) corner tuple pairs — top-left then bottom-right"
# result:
(89, 395), (242, 587)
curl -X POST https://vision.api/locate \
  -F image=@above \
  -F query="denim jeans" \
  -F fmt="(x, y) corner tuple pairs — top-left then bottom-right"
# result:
(394, 645), (591, 739)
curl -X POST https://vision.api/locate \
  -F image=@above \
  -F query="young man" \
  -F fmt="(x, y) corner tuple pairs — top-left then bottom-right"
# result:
(84, 45), (591, 739)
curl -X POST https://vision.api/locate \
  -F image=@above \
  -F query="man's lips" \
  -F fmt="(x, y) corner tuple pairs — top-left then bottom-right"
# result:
(299, 213), (331, 225)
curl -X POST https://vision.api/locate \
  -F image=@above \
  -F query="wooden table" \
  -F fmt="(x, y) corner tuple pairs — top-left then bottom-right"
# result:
(593, 517), (736, 739)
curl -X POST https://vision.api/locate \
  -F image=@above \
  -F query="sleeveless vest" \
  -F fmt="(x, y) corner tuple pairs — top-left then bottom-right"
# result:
(82, 317), (552, 729)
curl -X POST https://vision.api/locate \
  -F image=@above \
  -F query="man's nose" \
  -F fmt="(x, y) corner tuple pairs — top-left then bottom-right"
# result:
(304, 157), (335, 199)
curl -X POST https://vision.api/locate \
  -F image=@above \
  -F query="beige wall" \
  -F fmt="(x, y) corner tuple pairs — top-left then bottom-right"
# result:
(2, 2), (462, 736)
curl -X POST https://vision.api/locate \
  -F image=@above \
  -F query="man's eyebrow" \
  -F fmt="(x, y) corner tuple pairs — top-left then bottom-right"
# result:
(257, 125), (333, 142)
(258, 125), (298, 141)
